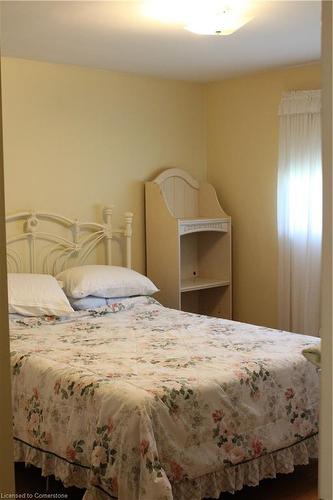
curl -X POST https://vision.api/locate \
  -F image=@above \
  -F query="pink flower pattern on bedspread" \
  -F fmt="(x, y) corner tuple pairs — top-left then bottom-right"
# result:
(10, 297), (320, 500)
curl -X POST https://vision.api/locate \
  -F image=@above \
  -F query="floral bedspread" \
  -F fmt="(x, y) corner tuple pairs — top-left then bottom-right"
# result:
(10, 297), (320, 500)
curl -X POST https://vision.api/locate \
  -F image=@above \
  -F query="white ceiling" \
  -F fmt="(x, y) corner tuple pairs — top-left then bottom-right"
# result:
(1, 1), (321, 82)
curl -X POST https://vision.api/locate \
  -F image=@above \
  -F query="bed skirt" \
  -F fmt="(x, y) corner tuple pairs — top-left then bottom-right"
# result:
(14, 433), (318, 500)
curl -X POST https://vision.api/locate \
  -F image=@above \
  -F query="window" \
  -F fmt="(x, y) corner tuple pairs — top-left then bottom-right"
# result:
(277, 90), (322, 336)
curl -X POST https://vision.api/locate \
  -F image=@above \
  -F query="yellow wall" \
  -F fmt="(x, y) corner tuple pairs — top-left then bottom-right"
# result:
(1, 57), (206, 273)
(1, 58), (322, 328)
(206, 63), (321, 328)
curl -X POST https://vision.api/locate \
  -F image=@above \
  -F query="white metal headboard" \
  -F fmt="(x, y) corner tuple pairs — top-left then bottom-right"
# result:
(6, 206), (133, 275)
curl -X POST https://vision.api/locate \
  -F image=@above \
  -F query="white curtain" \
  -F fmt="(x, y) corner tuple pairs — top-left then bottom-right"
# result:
(277, 90), (322, 336)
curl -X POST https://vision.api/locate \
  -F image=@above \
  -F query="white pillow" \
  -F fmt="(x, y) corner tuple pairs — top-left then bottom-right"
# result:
(8, 273), (74, 317)
(56, 265), (158, 299)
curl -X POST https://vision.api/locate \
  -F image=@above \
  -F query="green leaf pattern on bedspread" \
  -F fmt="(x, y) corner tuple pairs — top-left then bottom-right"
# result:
(10, 296), (320, 499)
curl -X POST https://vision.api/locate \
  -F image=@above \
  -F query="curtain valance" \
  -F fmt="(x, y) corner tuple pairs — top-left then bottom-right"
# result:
(279, 90), (321, 116)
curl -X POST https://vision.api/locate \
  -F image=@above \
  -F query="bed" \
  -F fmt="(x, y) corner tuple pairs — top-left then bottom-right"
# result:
(7, 207), (320, 500)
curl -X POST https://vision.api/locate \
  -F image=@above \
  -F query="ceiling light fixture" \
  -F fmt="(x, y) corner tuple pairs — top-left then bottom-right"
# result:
(143, 0), (255, 36)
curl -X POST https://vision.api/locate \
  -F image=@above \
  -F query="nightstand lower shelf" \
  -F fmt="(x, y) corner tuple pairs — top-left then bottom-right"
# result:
(181, 277), (230, 293)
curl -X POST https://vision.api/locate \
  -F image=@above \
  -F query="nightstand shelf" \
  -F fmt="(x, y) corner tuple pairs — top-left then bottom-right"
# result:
(145, 168), (232, 319)
(181, 277), (230, 293)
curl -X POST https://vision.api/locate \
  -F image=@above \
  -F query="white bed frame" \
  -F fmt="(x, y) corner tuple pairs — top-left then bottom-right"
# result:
(6, 206), (133, 275)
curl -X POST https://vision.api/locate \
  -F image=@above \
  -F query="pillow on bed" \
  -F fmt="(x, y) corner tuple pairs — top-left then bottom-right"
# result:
(69, 296), (107, 310)
(8, 273), (74, 317)
(56, 265), (158, 299)
(69, 296), (125, 311)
